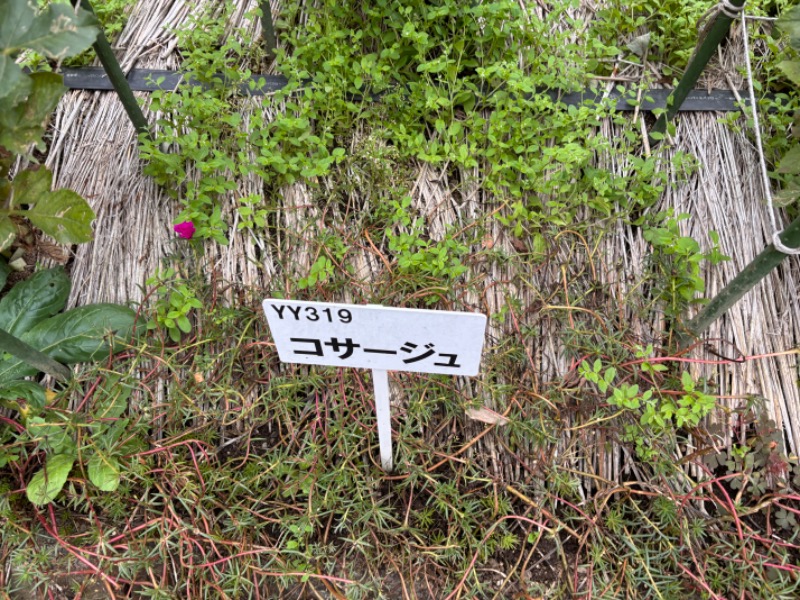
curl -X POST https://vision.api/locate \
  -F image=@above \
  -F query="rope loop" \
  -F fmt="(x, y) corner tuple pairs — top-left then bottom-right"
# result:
(740, 10), (800, 255)
(719, 0), (745, 19)
(772, 231), (800, 255)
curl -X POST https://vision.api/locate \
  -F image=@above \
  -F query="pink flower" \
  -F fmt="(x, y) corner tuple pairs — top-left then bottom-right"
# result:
(174, 221), (195, 239)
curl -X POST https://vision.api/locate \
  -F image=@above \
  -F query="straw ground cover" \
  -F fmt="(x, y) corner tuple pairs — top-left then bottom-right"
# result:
(3, 0), (800, 598)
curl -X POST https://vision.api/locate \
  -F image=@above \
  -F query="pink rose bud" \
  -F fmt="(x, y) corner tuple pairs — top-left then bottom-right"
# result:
(174, 221), (195, 239)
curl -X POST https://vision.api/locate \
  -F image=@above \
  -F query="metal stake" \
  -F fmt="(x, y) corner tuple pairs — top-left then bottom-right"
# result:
(649, 0), (746, 144)
(680, 213), (800, 343)
(79, 0), (151, 140)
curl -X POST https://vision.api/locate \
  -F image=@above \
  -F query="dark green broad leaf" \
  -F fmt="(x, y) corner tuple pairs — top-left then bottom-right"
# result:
(0, 217), (15, 253)
(87, 452), (120, 492)
(778, 6), (800, 52)
(0, 72), (64, 154)
(0, 267), (71, 337)
(0, 256), (9, 290)
(11, 167), (53, 208)
(778, 60), (800, 87)
(27, 189), (95, 244)
(0, 54), (31, 103)
(26, 452), (74, 506)
(0, 0), (98, 58)
(0, 304), (141, 383)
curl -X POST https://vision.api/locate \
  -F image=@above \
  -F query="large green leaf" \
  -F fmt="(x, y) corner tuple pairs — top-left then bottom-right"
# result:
(26, 189), (95, 244)
(0, 326), (72, 381)
(779, 60), (800, 88)
(0, 72), (64, 154)
(778, 6), (800, 52)
(11, 167), (53, 208)
(0, 304), (141, 383)
(26, 452), (74, 506)
(0, 267), (70, 336)
(778, 145), (800, 175)
(0, 54), (31, 103)
(87, 452), (120, 492)
(0, 0), (98, 58)
(0, 217), (15, 253)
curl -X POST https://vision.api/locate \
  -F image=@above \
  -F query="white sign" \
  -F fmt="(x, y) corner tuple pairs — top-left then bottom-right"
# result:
(262, 299), (487, 376)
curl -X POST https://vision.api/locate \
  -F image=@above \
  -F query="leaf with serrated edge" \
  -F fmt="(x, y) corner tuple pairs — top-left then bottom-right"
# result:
(0, 0), (98, 58)
(0, 72), (64, 154)
(26, 453), (74, 506)
(26, 189), (94, 244)
(87, 452), (120, 492)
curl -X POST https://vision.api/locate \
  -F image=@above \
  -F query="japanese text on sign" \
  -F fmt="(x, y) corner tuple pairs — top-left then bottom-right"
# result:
(263, 300), (487, 376)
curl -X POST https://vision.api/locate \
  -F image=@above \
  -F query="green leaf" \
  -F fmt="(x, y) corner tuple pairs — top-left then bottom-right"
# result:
(0, 267), (70, 336)
(11, 167), (53, 208)
(26, 189), (95, 244)
(0, 326), (72, 381)
(0, 217), (16, 253)
(0, 0), (98, 58)
(681, 371), (694, 392)
(26, 453), (74, 506)
(778, 61), (800, 87)
(777, 145), (800, 175)
(87, 452), (120, 492)
(0, 380), (46, 416)
(26, 416), (75, 454)
(0, 54), (31, 103)
(778, 6), (800, 51)
(94, 373), (132, 422)
(0, 304), (141, 383)
(0, 72), (65, 154)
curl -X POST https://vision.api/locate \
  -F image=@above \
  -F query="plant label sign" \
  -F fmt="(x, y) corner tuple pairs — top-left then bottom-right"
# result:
(263, 300), (486, 375)
(262, 299), (487, 470)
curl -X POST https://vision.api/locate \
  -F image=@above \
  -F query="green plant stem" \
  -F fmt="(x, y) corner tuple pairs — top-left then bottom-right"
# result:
(260, 1), (277, 60)
(0, 327), (71, 381)
(78, 0), (151, 140)
(680, 213), (800, 344)
(649, 0), (746, 144)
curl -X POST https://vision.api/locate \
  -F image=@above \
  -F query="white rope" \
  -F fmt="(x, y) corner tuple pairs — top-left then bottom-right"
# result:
(740, 11), (800, 254)
(720, 0), (745, 19)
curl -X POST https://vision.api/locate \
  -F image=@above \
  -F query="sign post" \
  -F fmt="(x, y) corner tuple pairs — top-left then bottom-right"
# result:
(262, 299), (487, 471)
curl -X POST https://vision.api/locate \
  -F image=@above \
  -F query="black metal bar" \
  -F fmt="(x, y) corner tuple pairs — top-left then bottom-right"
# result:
(60, 68), (753, 111)
(78, 0), (151, 140)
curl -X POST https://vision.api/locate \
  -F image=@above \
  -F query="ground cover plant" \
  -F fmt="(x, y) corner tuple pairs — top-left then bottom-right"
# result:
(2, 0), (800, 598)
